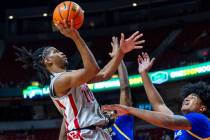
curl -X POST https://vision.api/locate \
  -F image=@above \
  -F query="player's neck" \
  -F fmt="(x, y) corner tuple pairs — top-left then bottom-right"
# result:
(48, 65), (66, 74)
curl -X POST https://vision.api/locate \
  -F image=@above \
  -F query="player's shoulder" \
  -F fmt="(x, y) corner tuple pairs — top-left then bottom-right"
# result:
(185, 112), (210, 125)
(50, 71), (74, 98)
(50, 72), (67, 83)
(185, 112), (208, 119)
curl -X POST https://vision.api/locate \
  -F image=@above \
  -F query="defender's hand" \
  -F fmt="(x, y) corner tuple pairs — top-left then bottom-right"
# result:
(138, 52), (155, 74)
(102, 104), (130, 116)
(109, 36), (119, 58)
(119, 31), (145, 54)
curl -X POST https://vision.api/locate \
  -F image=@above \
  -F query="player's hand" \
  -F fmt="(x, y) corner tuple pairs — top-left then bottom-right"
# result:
(109, 36), (119, 58)
(55, 20), (79, 40)
(102, 110), (118, 120)
(119, 31), (145, 54)
(102, 104), (130, 116)
(138, 52), (155, 74)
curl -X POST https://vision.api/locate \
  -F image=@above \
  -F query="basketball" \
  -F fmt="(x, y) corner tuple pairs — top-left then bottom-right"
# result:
(53, 1), (84, 29)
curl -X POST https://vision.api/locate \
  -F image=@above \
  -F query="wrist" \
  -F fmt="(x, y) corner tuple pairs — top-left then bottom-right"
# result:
(71, 33), (81, 42)
(68, 31), (80, 40)
(118, 48), (125, 56)
(140, 71), (148, 75)
(127, 106), (132, 114)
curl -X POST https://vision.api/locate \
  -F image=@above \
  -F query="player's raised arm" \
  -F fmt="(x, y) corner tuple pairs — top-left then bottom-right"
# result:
(107, 36), (132, 106)
(103, 104), (191, 130)
(118, 61), (132, 106)
(138, 52), (173, 115)
(53, 20), (100, 96)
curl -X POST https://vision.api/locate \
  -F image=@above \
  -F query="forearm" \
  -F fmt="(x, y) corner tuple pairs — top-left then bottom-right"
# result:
(118, 61), (132, 106)
(100, 49), (125, 78)
(141, 72), (168, 110)
(127, 107), (190, 130)
(73, 33), (100, 72)
(118, 61), (129, 89)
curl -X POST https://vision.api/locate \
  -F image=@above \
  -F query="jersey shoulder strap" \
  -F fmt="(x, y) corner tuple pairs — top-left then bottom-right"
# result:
(186, 130), (210, 140)
(49, 72), (65, 98)
(113, 123), (131, 140)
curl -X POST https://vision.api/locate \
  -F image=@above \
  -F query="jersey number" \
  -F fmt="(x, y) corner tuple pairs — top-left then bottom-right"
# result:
(82, 89), (95, 102)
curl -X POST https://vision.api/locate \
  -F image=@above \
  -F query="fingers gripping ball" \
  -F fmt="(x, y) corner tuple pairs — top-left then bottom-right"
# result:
(53, 1), (84, 29)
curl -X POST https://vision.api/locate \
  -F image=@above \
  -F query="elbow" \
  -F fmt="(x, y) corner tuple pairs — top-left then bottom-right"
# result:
(87, 63), (100, 75)
(93, 67), (101, 74)
(95, 67), (101, 73)
(91, 67), (100, 75)
(161, 116), (177, 130)
(102, 73), (112, 81)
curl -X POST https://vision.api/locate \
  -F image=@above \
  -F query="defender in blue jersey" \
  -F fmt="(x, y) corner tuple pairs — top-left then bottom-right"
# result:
(104, 36), (134, 140)
(174, 112), (210, 140)
(110, 115), (134, 140)
(103, 52), (210, 140)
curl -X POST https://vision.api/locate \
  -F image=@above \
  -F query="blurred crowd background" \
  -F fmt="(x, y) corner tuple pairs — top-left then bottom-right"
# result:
(0, 0), (210, 139)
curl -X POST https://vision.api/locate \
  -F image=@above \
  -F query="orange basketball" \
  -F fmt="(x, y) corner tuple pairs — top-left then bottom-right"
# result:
(53, 1), (84, 29)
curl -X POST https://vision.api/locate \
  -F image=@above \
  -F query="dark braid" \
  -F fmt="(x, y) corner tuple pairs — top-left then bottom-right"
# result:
(14, 46), (52, 86)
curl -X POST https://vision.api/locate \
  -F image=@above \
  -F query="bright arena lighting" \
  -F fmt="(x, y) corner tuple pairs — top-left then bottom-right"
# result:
(132, 3), (137, 7)
(8, 16), (14, 19)
(42, 13), (48, 17)
(22, 61), (210, 98)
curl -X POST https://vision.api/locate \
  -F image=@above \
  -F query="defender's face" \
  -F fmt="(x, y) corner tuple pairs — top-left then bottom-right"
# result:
(181, 94), (203, 114)
(45, 47), (68, 68)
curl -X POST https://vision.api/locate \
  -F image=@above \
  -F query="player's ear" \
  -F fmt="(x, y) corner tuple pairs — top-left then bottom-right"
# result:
(200, 105), (207, 113)
(43, 57), (53, 66)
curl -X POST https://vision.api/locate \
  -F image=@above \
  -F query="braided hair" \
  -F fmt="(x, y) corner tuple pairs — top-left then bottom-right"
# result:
(14, 46), (53, 86)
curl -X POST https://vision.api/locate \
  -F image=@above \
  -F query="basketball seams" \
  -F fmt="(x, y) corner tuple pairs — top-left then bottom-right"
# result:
(73, 6), (80, 20)
(58, 5), (64, 22)
(53, 1), (84, 29)
(74, 9), (84, 29)
(63, 2), (66, 9)
(66, 2), (72, 26)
